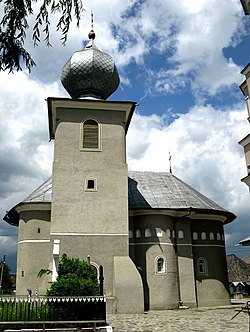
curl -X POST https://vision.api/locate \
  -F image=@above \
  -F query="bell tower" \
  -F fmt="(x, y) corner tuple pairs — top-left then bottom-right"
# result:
(48, 26), (144, 313)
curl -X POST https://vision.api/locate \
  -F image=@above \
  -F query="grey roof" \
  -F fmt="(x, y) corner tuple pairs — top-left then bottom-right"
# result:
(128, 172), (228, 211)
(23, 177), (52, 203)
(60, 39), (120, 100)
(4, 171), (236, 226)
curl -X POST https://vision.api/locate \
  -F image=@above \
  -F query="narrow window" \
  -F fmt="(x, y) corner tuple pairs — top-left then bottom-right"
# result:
(145, 228), (152, 238)
(21, 271), (25, 277)
(209, 232), (214, 240)
(193, 232), (198, 240)
(38, 228), (41, 233)
(82, 120), (99, 149)
(87, 179), (95, 189)
(166, 229), (171, 238)
(201, 232), (206, 240)
(178, 230), (184, 239)
(217, 233), (221, 240)
(129, 230), (133, 238)
(85, 178), (97, 191)
(155, 256), (166, 274)
(197, 257), (208, 275)
(136, 229), (141, 238)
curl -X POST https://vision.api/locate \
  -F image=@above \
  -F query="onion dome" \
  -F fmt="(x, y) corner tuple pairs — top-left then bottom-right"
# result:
(60, 30), (120, 100)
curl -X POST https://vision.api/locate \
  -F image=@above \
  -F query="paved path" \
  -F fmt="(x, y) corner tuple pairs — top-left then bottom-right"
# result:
(107, 306), (250, 331)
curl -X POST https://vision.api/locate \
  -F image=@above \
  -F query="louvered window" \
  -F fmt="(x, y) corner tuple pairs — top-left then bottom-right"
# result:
(82, 120), (99, 149)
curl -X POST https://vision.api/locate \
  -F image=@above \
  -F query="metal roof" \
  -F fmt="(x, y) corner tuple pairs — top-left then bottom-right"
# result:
(128, 171), (227, 211)
(4, 171), (236, 225)
(60, 39), (120, 100)
(23, 177), (52, 203)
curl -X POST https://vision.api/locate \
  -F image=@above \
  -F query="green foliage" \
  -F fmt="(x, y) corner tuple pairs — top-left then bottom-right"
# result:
(0, 0), (84, 72)
(46, 254), (100, 297)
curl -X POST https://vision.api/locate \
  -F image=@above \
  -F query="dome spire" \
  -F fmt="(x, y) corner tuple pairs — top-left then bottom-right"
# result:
(88, 11), (95, 40)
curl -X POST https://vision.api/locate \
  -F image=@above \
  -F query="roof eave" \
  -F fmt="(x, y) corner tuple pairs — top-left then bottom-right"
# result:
(129, 207), (236, 224)
(47, 97), (137, 140)
(3, 202), (51, 227)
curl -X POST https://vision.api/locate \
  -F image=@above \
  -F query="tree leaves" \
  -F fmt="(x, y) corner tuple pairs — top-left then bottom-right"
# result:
(46, 254), (100, 297)
(0, 0), (84, 72)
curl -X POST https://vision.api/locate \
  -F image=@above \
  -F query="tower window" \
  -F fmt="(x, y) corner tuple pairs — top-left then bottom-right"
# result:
(38, 228), (41, 233)
(87, 179), (95, 189)
(82, 119), (100, 149)
(85, 178), (97, 191)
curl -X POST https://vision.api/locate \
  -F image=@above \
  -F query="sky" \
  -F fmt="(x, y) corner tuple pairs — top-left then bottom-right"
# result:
(1, 0), (250, 272)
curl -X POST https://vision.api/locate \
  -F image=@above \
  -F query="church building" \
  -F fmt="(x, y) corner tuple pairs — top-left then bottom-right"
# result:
(4, 28), (236, 314)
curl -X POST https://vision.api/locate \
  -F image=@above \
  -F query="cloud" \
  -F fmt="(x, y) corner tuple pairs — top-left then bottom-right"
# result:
(11, 0), (246, 98)
(0, 71), (55, 238)
(128, 104), (249, 207)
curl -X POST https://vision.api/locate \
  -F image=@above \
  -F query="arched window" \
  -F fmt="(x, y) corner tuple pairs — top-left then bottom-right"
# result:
(155, 256), (166, 274)
(217, 233), (221, 240)
(82, 119), (100, 149)
(129, 230), (133, 238)
(193, 232), (198, 240)
(201, 232), (206, 240)
(172, 230), (175, 238)
(156, 228), (163, 237)
(197, 257), (208, 275)
(136, 229), (141, 238)
(178, 230), (184, 239)
(145, 228), (152, 238)
(209, 232), (214, 240)
(166, 229), (171, 238)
